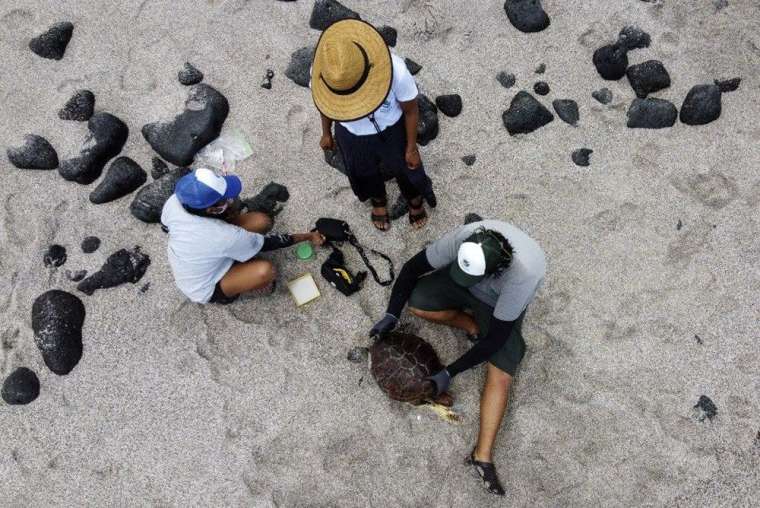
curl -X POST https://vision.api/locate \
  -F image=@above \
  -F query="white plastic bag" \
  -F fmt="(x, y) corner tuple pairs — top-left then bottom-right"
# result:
(194, 128), (253, 174)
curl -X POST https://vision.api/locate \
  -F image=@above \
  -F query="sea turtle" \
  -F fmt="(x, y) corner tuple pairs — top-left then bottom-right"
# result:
(368, 331), (458, 422)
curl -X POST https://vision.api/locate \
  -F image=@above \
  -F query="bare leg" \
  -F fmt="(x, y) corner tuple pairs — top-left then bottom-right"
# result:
(219, 259), (275, 297)
(474, 363), (512, 462)
(409, 307), (479, 336)
(229, 211), (272, 233)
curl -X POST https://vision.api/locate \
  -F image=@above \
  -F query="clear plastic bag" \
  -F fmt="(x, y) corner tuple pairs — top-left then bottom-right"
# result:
(194, 128), (253, 174)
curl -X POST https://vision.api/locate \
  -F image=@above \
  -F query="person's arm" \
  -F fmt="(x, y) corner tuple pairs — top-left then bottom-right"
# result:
(400, 99), (421, 169)
(386, 249), (433, 318)
(319, 113), (335, 151)
(260, 231), (324, 252)
(446, 316), (515, 377)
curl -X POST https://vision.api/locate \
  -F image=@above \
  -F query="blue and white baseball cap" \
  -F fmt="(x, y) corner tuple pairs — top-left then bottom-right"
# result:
(175, 168), (242, 209)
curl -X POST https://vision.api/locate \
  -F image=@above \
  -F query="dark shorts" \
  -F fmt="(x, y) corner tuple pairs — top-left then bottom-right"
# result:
(209, 281), (238, 305)
(408, 269), (527, 376)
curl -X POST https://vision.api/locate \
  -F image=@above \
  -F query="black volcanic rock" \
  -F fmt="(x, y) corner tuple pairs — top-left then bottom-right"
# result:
(571, 148), (593, 167)
(261, 69), (275, 89)
(142, 84), (229, 166)
(2, 368), (40, 405)
(77, 247), (150, 296)
(618, 25), (651, 51)
(627, 98), (678, 129)
(378, 25), (397, 47)
(435, 94), (462, 117)
(461, 154), (477, 166)
(694, 395), (718, 421)
(58, 90), (95, 121)
(593, 44), (628, 81)
(404, 58), (422, 75)
(43, 245), (67, 268)
(715, 77), (741, 93)
(65, 269), (87, 282)
(178, 62), (203, 86)
(680, 84), (722, 125)
(243, 182), (290, 218)
(496, 71), (516, 88)
(309, 0), (360, 31)
(552, 99), (579, 126)
(502, 91), (554, 135)
(32, 290), (85, 375)
(81, 236), (101, 253)
(89, 157), (148, 204)
(151, 157), (170, 179)
(535, 63), (546, 74)
(626, 60), (670, 98)
(130, 168), (190, 223)
(7, 134), (59, 170)
(285, 46), (314, 88)
(29, 21), (73, 60)
(533, 81), (550, 95)
(592, 88), (613, 105)
(58, 112), (129, 185)
(504, 0), (550, 33)
(416, 94), (439, 146)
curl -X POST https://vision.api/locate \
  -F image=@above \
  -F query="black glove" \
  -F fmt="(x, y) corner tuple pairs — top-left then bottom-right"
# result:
(369, 313), (398, 339)
(426, 369), (451, 396)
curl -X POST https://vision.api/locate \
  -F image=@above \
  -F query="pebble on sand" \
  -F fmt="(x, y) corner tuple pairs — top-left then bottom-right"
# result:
(242, 182), (291, 218)
(2, 368), (40, 405)
(65, 269), (88, 282)
(178, 62), (204, 86)
(535, 63), (546, 74)
(58, 112), (129, 185)
(417, 95), (439, 146)
(496, 71), (516, 89)
(7, 134), (59, 170)
(130, 168), (190, 223)
(626, 60), (671, 98)
(309, 0), (360, 31)
(627, 97), (678, 129)
(680, 84), (722, 126)
(29, 21), (74, 60)
(89, 157), (148, 204)
(378, 25), (397, 47)
(347, 346), (369, 363)
(592, 88), (613, 105)
(552, 99), (579, 126)
(694, 395), (718, 421)
(504, 0), (551, 33)
(142, 84), (229, 166)
(571, 148), (593, 167)
(81, 236), (101, 253)
(461, 154), (477, 166)
(77, 247), (151, 296)
(58, 90), (95, 121)
(593, 26), (651, 80)
(43, 245), (67, 268)
(151, 157), (170, 180)
(285, 46), (314, 88)
(404, 58), (422, 76)
(32, 290), (85, 375)
(435, 94), (462, 117)
(533, 81), (550, 96)
(502, 91), (554, 135)
(261, 69), (275, 89)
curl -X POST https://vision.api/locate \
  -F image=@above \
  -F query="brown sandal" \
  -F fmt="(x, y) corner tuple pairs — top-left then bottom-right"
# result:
(370, 197), (390, 231)
(408, 197), (427, 229)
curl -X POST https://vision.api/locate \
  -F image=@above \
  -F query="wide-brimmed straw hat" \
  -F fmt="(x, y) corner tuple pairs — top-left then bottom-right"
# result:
(311, 19), (392, 122)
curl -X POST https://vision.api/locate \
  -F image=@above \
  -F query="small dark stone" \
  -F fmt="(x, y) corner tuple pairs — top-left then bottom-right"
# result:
(261, 69), (275, 89)
(58, 112), (129, 185)
(552, 99), (579, 126)
(677, 219), (683, 231)
(178, 62), (204, 86)
(309, 0), (360, 31)
(618, 25), (651, 51)
(7, 134), (59, 170)
(81, 236), (101, 253)
(714, 77), (741, 93)
(242, 182), (290, 218)
(461, 154), (477, 166)
(43, 245), (67, 268)
(130, 168), (190, 223)
(285, 46), (314, 88)
(323, 146), (346, 175)
(434, 94), (462, 117)
(77, 246), (151, 296)
(404, 58), (422, 75)
(464, 213), (483, 225)
(627, 98), (678, 129)
(571, 148), (593, 167)
(416, 94), (439, 146)
(58, 90), (95, 121)
(89, 157), (148, 204)
(29, 21), (74, 60)
(65, 269), (87, 282)
(389, 195), (408, 221)
(680, 84), (722, 126)
(502, 91), (554, 135)
(694, 333), (702, 344)
(694, 395), (718, 421)
(713, 0), (728, 11)
(2, 368), (40, 405)
(378, 25), (397, 47)
(496, 71), (516, 89)
(533, 81), (550, 95)
(504, 0), (551, 33)
(139, 282), (151, 293)
(592, 88), (613, 105)
(32, 290), (85, 375)
(626, 60), (671, 98)
(151, 157), (170, 179)
(347, 346), (369, 363)
(593, 43), (628, 80)
(535, 63), (546, 74)
(142, 84), (229, 166)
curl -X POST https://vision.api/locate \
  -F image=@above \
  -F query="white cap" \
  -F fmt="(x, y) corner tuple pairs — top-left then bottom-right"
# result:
(457, 242), (487, 277)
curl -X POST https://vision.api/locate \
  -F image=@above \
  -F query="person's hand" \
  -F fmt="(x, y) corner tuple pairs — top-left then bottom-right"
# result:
(310, 231), (326, 247)
(320, 133), (335, 151)
(369, 313), (398, 339)
(405, 145), (421, 169)
(426, 369), (451, 397)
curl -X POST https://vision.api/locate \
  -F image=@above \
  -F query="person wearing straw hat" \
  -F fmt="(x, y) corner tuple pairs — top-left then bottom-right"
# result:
(311, 19), (435, 231)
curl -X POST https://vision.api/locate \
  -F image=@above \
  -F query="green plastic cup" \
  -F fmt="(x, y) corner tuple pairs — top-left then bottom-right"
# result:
(296, 242), (314, 260)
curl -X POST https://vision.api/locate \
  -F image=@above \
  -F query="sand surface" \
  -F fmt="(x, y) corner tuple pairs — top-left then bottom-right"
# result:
(1, 0), (759, 506)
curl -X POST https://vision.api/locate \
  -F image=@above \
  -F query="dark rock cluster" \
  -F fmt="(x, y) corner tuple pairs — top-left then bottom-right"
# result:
(502, 91), (554, 135)
(416, 95), (439, 146)
(435, 94), (462, 117)
(593, 26), (651, 80)
(285, 46), (314, 88)
(309, 0), (360, 31)
(261, 69), (275, 89)
(77, 247), (151, 296)
(7, 134), (59, 170)
(89, 157), (148, 204)
(378, 25), (397, 47)
(32, 290), (85, 375)
(58, 90), (95, 121)
(58, 112), (129, 185)
(29, 21), (74, 60)
(43, 244), (67, 268)
(242, 183), (291, 218)
(178, 62), (204, 86)
(2, 368), (40, 405)
(504, 0), (551, 33)
(130, 168), (190, 223)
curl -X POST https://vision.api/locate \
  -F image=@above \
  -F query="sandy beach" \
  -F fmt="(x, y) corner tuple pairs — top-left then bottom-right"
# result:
(1, 0), (759, 505)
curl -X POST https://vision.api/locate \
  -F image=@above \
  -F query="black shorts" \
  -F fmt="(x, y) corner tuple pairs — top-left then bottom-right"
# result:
(408, 269), (527, 376)
(209, 281), (238, 305)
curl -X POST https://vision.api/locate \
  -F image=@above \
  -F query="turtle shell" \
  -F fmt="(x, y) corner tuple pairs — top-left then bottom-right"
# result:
(369, 332), (442, 404)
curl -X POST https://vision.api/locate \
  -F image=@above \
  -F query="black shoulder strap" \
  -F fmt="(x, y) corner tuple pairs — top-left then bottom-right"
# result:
(347, 234), (395, 286)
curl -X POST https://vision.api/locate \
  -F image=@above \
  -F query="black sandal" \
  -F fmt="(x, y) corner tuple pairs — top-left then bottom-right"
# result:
(370, 197), (390, 231)
(465, 451), (505, 496)
(408, 197), (428, 228)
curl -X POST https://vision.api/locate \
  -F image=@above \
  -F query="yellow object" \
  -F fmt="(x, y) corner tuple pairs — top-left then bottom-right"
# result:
(287, 273), (321, 307)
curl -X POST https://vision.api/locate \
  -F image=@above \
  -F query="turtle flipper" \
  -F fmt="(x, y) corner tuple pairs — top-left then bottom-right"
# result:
(425, 403), (460, 423)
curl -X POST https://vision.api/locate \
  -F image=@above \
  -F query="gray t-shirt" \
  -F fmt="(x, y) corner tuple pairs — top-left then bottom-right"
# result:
(425, 220), (546, 321)
(161, 195), (264, 303)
